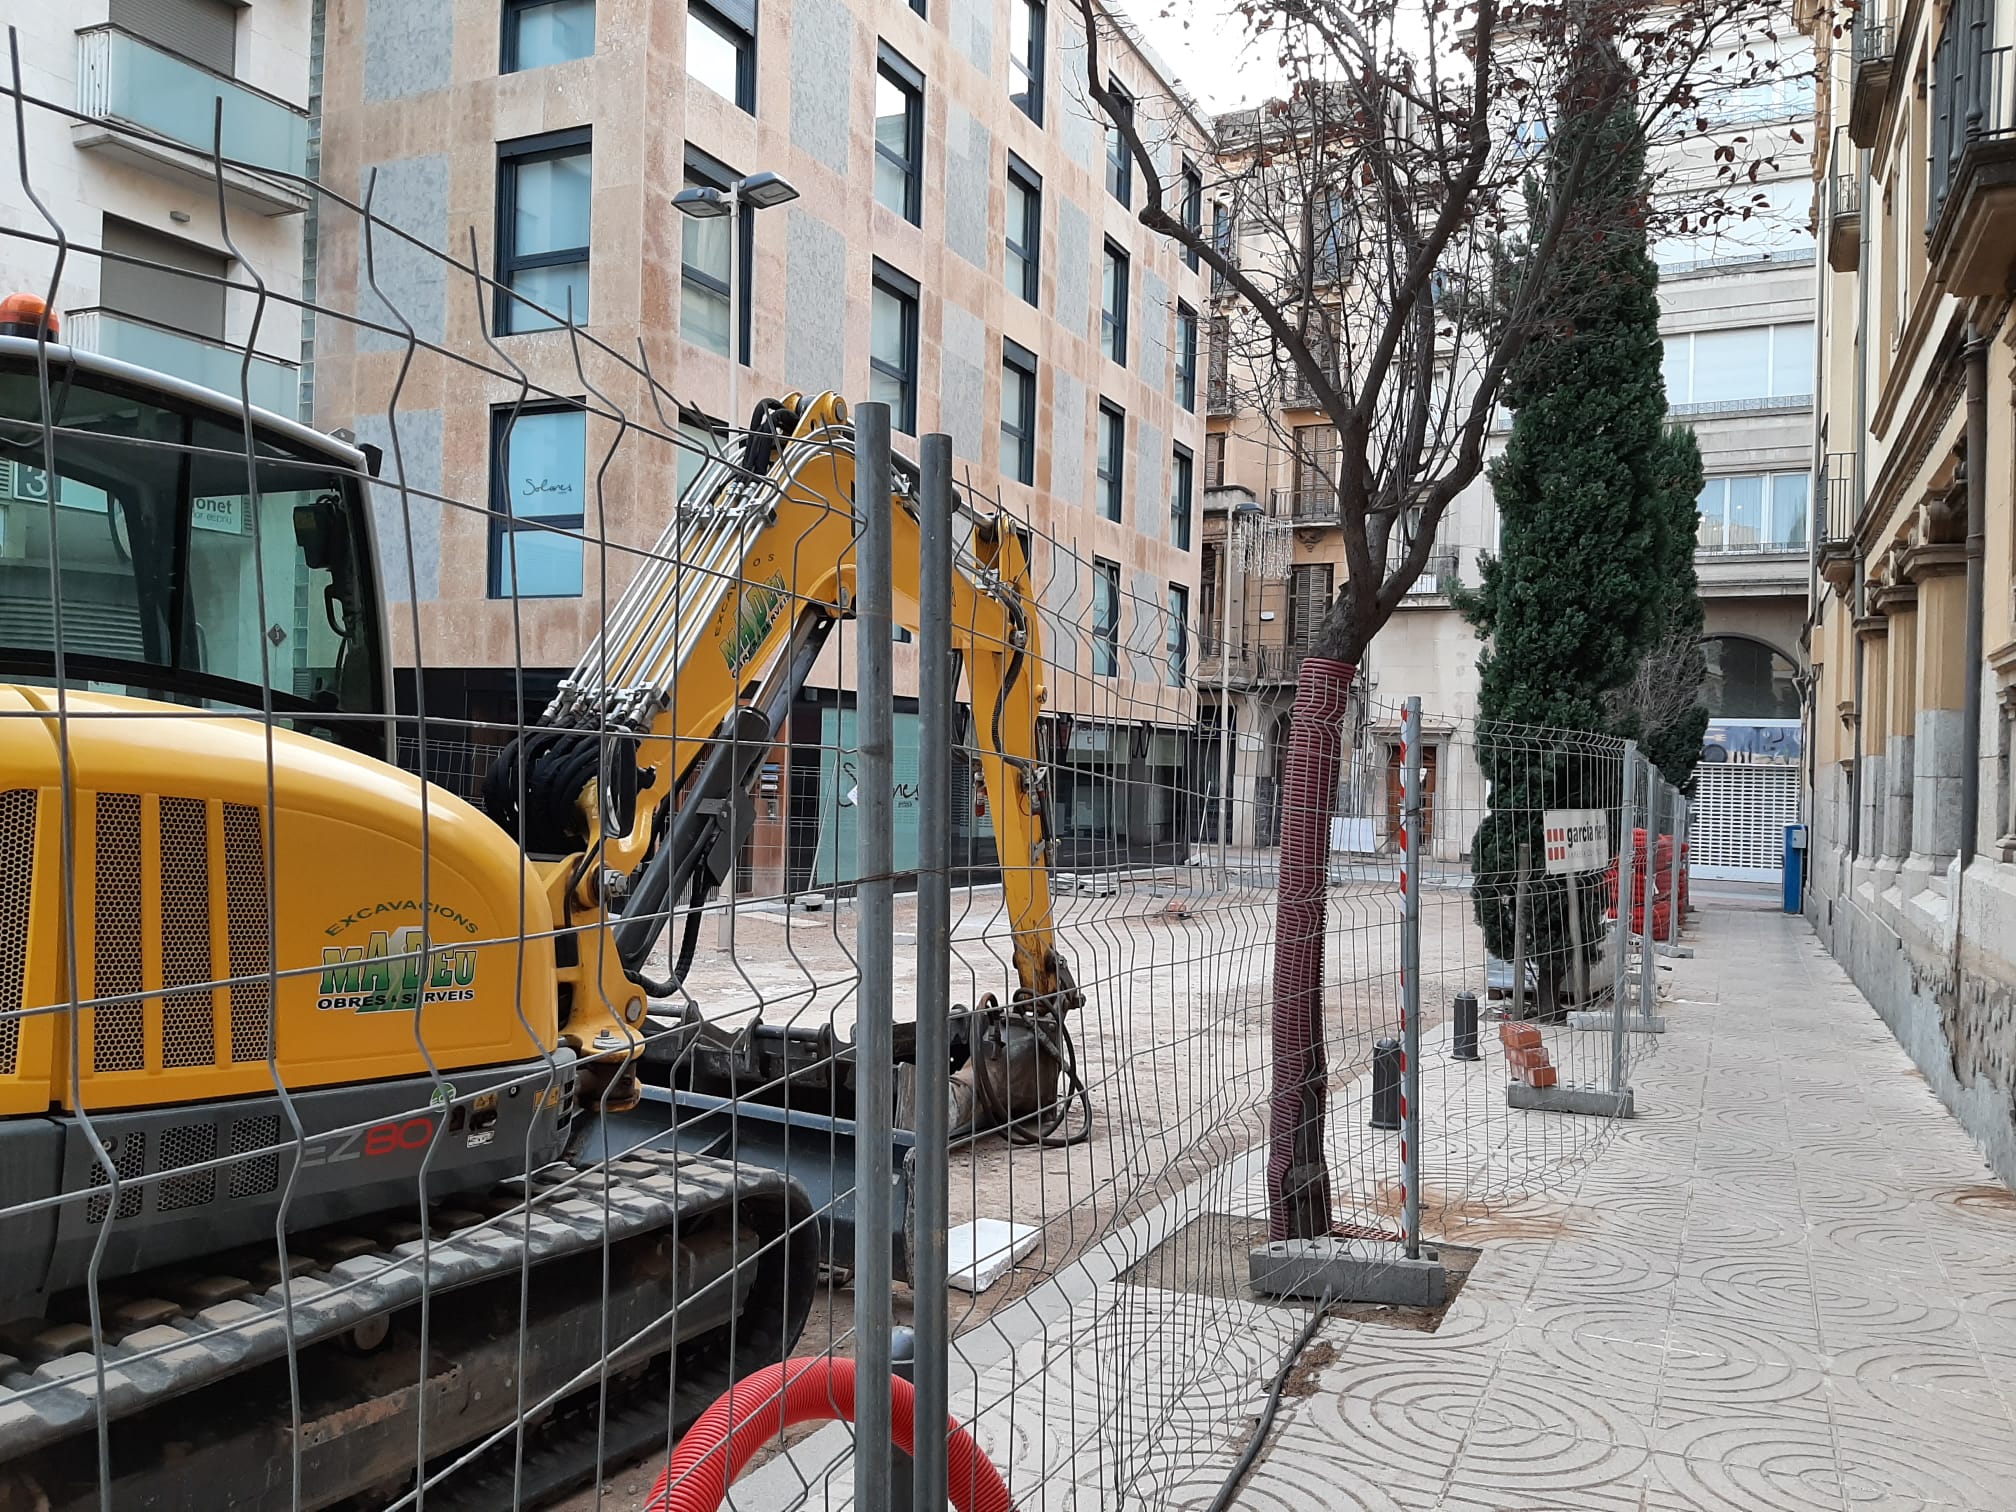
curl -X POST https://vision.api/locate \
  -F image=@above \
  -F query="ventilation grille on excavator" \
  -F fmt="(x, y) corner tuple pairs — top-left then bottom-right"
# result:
(0, 789), (33, 1078)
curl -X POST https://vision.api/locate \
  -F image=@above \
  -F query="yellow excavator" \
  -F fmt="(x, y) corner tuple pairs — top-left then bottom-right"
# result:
(0, 294), (1078, 1510)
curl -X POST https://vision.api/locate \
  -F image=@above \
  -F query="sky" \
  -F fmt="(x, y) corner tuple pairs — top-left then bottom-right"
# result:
(1124, 0), (1290, 114)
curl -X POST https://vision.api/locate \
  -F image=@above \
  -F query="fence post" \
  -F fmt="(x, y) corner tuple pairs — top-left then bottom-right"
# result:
(912, 433), (954, 1512)
(852, 402), (895, 1509)
(1671, 793), (1688, 942)
(1399, 696), (1423, 1260)
(1611, 743), (1637, 1097)
(1510, 843), (1530, 1021)
(1639, 774), (1661, 1029)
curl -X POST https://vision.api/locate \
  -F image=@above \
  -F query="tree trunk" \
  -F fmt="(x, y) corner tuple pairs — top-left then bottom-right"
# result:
(1265, 656), (1357, 1240)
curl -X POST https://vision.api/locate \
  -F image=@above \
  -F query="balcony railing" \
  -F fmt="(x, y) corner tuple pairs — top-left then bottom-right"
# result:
(64, 308), (300, 415)
(1206, 378), (1233, 415)
(1670, 394), (1813, 419)
(1388, 547), (1460, 596)
(1850, 12), (1898, 145)
(1696, 534), (1807, 556)
(1927, 0), (2016, 293)
(1818, 452), (1858, 545)
(1826, 157), (1862, 272)
(1269, 485), (1340, 522)
(74, 26), (310, 213)
(1255, 644), (1309, 683)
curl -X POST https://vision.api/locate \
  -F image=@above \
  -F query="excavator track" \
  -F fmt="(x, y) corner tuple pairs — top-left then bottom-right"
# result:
(0, 1149), (815, 1512)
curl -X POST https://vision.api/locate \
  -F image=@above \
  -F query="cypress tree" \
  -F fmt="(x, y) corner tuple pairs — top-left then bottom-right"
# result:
(1458, 51), (1703, 1016)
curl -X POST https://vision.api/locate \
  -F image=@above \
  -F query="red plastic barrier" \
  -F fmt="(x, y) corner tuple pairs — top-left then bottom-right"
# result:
(645, 1357), (1015, 1512)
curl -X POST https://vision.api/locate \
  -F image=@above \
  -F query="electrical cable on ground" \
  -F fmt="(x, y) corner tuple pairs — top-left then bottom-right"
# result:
(1205, 1293), (1335, 1512)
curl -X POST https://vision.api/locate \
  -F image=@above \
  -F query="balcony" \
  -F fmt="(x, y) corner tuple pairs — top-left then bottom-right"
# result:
(1825, 164), (1861, 273)
(72, 26), (310, 217)
(1194, 633), (1253, 685)
(1927, 8), (2016, 296)
(1817, 451), (1858, 594)
(1389, 547), (1460, 598)
(1254, 644), (1309, 684)
(1207, 378), (1234, 416)
(1269, 486), (1340, 523)
(1848, 14), (1897, 147)
(64, 309), (300, 415)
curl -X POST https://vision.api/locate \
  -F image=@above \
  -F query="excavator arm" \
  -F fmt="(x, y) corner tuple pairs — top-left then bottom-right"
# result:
(488, 393), (1079, 1078)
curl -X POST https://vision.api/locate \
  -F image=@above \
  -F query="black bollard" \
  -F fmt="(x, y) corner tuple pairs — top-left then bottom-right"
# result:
(1370, 1037), (1402, 1130)
(1452, 990), (1481, 1061)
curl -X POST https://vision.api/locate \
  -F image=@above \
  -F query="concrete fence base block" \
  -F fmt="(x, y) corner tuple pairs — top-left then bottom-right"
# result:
(1248, 1239), (1448, 1307)
(1565, 1010), (1668, 1034)
(1656, 943), (1695, 958)
(1507, 1082), (1636, 1118)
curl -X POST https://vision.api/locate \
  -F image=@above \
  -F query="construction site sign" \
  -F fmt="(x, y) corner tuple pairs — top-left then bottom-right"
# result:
(1543, 809), (1609, 874)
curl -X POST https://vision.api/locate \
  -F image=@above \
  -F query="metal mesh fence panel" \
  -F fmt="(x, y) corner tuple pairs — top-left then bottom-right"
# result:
(0, 66), (1699, 1512)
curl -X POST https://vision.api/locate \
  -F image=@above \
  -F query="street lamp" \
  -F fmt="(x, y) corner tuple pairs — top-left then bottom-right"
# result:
(673, 171), (800, 446)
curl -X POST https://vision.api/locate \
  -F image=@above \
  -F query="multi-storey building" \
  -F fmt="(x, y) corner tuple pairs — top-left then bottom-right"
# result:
(0, 1), (315, 416)
(304, 0), (1210, 888)
(1805, 0), (2016, 1185)
(1199, 39), (1816, 872)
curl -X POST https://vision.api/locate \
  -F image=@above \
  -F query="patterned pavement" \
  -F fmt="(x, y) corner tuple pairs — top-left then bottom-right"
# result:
(1238, 903), (2016, 1511)
(732, 901), (2016, 1511)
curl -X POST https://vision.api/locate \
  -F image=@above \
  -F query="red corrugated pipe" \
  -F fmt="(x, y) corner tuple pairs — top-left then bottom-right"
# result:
(644, 1356), (1015, 1512)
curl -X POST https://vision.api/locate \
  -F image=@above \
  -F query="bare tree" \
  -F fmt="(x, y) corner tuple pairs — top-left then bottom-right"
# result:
(1073, 0), (1793, 1238)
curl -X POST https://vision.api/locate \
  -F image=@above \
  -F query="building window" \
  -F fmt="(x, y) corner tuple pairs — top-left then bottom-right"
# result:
(1697, 471), (1810, 553)
(870, 261), (919, 434)
(875, 47), (925, 225)
(1204, 431), (1225, 487)
(1175, 303), (1198, 411)
(1010, 0), (1044, 123)
(1002, 340), (1037, 485)
(1167, 583), (1189, 686)
(1181, 162), (1203, 271)
(490, 403), (586, 598)
(1093, 558), (1121, 676)
(496, 129), (592, 334)
(1661, 322), (1815, 411)
(100, 217), (227, 341)
(680, 147), (752, 362)
(112, 0), (236, 73)
(503, 0), (594, 71)
(1101, 240), (1129, 366)
(1288, 562), (1334, 650)
(1097, 401), (1126, 522)
(1104, 78), (1133, 206)
(686, 0), (755, 112)
(1210, 202), (1234, 293)
(1171, 443), (1194, 551)
(1006, 155), (1041, 306)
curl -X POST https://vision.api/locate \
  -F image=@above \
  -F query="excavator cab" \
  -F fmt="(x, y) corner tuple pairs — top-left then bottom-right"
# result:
(0, 329), (390, 758)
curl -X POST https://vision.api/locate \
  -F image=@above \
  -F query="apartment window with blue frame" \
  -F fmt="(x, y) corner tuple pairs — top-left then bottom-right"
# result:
(489, 402), (587, 598)
(1002, 339), (1037, 485)
(870, 261), (919, 434)
(1006, 155), (1041, 305)
(1101, 240), (1128, 365)
(875, 46), (925, 225)
(1175, 303), (1197, 411)
(687, 0), (755, 113)
(496, 128), (592, 334)
(503, 0), (594, 71)
(1097, 401), (1125, 522)
(1010, 0), (1044, 123)
(1171, 443), (1194, 550)
(1093, 558), (1120, 676)
(1104, 78), (1133, 206)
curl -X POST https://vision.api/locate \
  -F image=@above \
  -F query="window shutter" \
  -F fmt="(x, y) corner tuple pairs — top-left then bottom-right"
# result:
(110, 0), (238, 75)
(100, 217), (229, 341)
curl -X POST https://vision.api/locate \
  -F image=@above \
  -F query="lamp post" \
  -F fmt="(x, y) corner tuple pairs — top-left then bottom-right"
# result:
(672, 170), (800, 441)
(674, 171), (798, 940)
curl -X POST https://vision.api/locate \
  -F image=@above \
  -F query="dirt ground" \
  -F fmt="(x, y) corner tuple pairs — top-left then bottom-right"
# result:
(548, 862), (1500, 1511)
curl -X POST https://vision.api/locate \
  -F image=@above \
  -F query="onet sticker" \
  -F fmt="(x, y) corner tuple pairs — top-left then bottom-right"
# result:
(722, 574), (790, 674)
(318, 927), (478, 1013)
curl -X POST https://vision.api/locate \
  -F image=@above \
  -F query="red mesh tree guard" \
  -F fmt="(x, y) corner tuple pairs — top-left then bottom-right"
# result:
(1265, 657), (1357, 1241)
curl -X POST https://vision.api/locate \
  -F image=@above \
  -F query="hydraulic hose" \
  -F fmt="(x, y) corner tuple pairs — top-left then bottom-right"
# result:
(644, 1357), (1014, 1512)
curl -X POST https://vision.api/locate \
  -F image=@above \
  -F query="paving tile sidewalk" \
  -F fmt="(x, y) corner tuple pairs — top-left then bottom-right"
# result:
(1246, 904), (2016, 1511)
